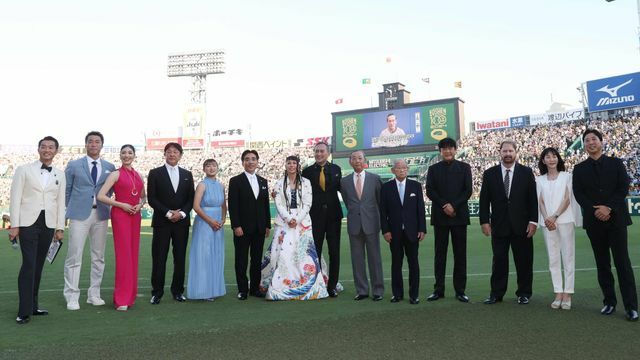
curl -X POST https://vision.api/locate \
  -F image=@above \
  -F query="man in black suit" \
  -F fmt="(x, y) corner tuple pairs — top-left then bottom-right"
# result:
(301, 142), (343, 297)
(426, 137), (472, 303)
(572, 129), (638, 321)
(228, 150), (271, 300)
(380, 159), (426, 304)
(479, 140), (537, 305)
(147, 142), (195, 304)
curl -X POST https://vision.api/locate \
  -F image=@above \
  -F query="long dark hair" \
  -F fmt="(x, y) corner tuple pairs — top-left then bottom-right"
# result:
(538, 147), (565, 175)
(283, 155), (302, 212)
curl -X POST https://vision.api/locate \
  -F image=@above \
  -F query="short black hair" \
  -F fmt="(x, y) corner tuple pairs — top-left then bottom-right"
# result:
(438, 137), (457, 149)
(538, 147), (565, 175)
(85, 131), (104, 144)
(313, 142), (330, 152)
(203, 158), (218, 168)
(120, 144), (135, 154)
(241, 149), (259, 161)
(582, 128), (603, 142)
(38, 136), (59, 150)
(164, 142), (183, 154)
(386, 113), (395, 120)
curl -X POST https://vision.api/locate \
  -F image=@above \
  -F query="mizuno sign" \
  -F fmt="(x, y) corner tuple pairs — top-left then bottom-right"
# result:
(586, 72), (640, 112)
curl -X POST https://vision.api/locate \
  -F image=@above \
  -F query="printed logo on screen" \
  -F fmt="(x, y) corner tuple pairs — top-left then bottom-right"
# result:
(595, 79), (634, 107)
(429, 107), (448, 141)
(342, 117), (358, 148)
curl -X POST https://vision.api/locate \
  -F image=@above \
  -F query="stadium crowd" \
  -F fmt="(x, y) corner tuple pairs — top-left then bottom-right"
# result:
(1, 115), (639, 211)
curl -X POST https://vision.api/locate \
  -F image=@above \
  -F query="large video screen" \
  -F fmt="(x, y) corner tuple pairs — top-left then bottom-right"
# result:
(332, 99), (462, 157)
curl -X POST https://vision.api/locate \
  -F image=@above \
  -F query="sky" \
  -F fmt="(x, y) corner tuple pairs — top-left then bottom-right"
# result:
(0, 0), (638, 147)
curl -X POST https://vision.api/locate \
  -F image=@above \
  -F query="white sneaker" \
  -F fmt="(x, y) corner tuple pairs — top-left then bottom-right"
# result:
(67, 301), (80, 311)
(116, 305), (128, 311)
(87, 297), (106, 306)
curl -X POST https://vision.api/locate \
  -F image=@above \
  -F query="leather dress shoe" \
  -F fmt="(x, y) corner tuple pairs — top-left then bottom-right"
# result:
(427, 293), (442, 302)
(328, 289), (338, 298)
(33, 309), (48, 316)
(517, 296), (530, 305)
(372, 295), (383, 301)
(626, 309), (639, 322)
(456, 294), (470, 303)
(237, 292), (248, 300)
(252, 291), (266, 298)
(354, 294), (369, 301)
(16, 316), (30, 325)
(409, 298), (420, 305)
(601, 304), (616, 315)
(390, 296), (403, 303)
(150, 295), (161, 305)
(173, 294), (187, 302)
(484, 296), (503, 305)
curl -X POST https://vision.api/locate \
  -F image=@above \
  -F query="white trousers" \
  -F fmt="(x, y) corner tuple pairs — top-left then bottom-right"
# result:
(63, 210), (108, 303)
(542, 223), (575, 294)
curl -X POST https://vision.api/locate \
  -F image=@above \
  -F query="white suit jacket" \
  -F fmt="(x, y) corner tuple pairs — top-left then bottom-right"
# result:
(10, 161), (66, 230)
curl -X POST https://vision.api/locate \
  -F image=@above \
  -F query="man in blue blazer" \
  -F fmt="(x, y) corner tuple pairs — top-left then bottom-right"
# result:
(63, 131), (116, 311)
(380, 159), (426, 304)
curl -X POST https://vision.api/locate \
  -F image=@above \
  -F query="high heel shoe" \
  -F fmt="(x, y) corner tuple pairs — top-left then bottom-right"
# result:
(116, 305), (128, 311)
(551, 299), (562, 309)
(560, 299), (571, 310)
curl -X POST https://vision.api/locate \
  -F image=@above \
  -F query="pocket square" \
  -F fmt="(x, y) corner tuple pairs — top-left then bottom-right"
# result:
(261, 186), (267, 189)
(410, 193), (416, 197)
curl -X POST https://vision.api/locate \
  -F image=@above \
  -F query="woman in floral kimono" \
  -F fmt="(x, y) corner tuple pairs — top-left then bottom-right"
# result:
(259, 155), (328, 300)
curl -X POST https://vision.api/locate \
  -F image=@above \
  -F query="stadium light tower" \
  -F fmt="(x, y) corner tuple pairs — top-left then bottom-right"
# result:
(167, 50), (225, 104)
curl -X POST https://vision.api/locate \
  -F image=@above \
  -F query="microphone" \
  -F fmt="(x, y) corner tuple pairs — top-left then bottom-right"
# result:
(10, 237), (18, 250)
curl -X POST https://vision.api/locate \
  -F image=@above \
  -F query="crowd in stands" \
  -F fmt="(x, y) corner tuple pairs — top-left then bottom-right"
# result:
(1, 115), (639, 211)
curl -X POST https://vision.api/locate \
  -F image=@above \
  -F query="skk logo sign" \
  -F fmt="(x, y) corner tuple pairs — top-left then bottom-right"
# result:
(586, 72), (640, 112)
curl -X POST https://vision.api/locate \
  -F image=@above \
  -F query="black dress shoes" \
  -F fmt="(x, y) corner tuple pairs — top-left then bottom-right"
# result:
(455, 294), (470, 303)
(150, 295), (161, 305)
(328, 289), (338, 298)
(484, 296), (503, 305)
(252, 291), (266, 298)
(173, 294), (187, 302)
(601, 304), (616, 315)
(517, 296), (530, 305)
(409, 298), (420, 305)
(16, 316), (30, 325)
(354, 294), (369, 301)
(33, 309), (48, 316)
(626, 309), (639, 322)
(390, 296), (403, 303)
(237, 292), (248, 300)
(372, 295), (383, 301)
(427, 293), (442, 301)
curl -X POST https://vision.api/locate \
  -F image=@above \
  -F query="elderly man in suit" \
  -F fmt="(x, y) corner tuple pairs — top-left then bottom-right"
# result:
(147, 142), (195, 305)
(380, 159), (426, 304)
(340, 150), (384, 301)
(9, 136), (66, 324)
(228, 149), (271, 300)
(426, 137), (472, 303)
(480, 140), (538, 305)
(63, 131), (116, 310)
(573, 129), (638, 321)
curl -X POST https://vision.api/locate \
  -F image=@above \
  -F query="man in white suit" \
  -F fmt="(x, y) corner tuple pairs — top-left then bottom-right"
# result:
(63, 131), (115, 310)
(9, 136), (66, 324)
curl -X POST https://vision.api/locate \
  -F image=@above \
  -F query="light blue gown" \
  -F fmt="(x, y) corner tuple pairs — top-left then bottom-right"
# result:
(187, 178), (226, 299)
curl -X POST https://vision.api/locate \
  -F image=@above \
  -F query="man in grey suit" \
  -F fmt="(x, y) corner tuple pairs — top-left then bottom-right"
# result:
(63, 131), (116, 310)
(340, 150), (384, 301)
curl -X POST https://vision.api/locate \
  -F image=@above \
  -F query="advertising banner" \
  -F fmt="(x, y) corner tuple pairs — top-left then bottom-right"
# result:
(509, 115), (529, 128)
(182, 105), (206, 149)
(529, 109), (584, 126)
(145, 128), (182, 151)
(586, 72), (640, 112)
(474, 118), (510, 131)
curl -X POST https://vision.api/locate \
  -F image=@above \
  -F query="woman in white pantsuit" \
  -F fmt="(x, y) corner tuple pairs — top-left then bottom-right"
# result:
(536, 147), (582, 310)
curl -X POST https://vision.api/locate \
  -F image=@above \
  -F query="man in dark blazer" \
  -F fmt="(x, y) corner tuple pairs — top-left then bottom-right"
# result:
(426, 137), (472, 303)
(228, 149), (271, 300)
(147, 142), (195, 304)
(572, 129), (637, 321)
(479, 140), (537, 305)
(340, 150), (384, 301)
(9, 136), (66, 324)
(380, 159), (426, 304)
(301, 142), (343, 297)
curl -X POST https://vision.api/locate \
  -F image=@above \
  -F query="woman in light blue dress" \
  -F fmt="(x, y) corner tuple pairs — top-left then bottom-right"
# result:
(187, 159), (227, 300)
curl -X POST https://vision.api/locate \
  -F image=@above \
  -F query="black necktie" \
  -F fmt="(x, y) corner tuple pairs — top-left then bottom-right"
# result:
(41, 164), (52, 172)
(504, 169), (511, 198)
(91, 161), (98, 184)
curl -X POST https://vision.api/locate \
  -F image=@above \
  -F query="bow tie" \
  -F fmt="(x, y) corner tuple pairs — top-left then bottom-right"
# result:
(41, 164), (52, 172)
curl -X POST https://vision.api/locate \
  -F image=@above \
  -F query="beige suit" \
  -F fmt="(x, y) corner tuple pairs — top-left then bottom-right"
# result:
(10, 161), (65, 230)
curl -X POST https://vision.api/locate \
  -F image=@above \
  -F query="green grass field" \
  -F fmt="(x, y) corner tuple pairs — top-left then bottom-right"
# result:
(1, 220), (639, 359)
